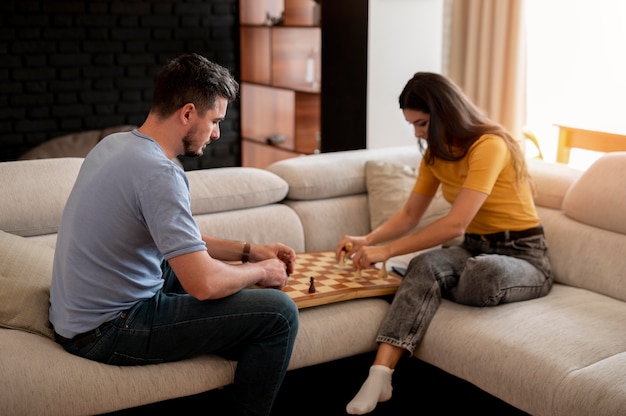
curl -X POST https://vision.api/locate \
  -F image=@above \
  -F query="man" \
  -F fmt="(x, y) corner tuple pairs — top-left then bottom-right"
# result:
(49, 53), (299, 416)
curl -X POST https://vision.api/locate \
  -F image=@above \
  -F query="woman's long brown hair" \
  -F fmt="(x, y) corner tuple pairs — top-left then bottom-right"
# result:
(399, 72), (530, 188)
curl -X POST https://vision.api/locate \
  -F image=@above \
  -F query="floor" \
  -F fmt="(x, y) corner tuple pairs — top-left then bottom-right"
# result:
(103, 352), (530, 415)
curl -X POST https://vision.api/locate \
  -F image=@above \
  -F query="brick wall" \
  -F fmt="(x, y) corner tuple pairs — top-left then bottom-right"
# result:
(0, 0), (240, 170)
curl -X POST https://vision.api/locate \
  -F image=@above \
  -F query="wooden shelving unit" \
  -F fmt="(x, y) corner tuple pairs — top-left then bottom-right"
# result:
(239, 0), (368, 168)
(239, 0), (321, 168)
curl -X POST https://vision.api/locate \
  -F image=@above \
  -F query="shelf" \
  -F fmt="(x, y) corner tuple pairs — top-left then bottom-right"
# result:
(240, 0), (319, 27)
(239, 0), (367, 167)
(240, 0), (282, 25)
(240, 83), (320, 154)
(239, 27), (271, 84)
(271, 27), (321, 91)
(284, 0), (319, 26)
(240, 26), (321, 91)
(241, 139), (302, 168)
(239, 0), (322, 168)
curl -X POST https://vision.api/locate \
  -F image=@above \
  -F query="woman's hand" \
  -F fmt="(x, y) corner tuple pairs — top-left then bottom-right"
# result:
(335, 236), (360, 262)
(351, 245), (391, 271)
(335, 235), (370, 265)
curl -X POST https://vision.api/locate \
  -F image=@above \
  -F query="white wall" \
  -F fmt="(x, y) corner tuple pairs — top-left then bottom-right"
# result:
(367, 0), (444, 149)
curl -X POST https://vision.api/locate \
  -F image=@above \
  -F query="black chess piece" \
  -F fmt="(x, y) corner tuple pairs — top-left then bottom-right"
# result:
(308, 276), (316, 293)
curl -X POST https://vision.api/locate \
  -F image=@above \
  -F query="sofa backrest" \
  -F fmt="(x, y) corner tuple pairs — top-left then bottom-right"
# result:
(267, 146), (427, 251)
(186, 166), (306, 251)
(267, 146), (424, 200)
(526, 158), (583, 209)
(0, 157), (306, 252)
(267, 146), (583, 210)
(0, 158), (84, 242)
(541, 152), (626, 301)
(266, 146), (582, 252)
(562, 152), (626, 235)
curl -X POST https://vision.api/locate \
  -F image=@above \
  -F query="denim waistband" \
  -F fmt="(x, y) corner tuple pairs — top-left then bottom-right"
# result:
(54, 320), (112, 349)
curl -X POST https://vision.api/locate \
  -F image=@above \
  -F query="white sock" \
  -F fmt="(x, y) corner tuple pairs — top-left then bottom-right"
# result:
(346, 365), (394, 415)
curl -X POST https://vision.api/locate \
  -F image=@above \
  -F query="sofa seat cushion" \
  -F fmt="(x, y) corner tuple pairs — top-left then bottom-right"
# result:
(0, 329), (236, 416)
(553, 352), (626, 416)
(0, 297), (389, 415)
(0, 231), (55, 339)
(289, 298), (390, 369)
(415, 284), (626, 416)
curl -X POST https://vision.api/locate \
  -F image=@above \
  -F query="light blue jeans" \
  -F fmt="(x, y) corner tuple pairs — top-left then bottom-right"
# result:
(377, 230), (552, 353)
(59, 262), (299, 416)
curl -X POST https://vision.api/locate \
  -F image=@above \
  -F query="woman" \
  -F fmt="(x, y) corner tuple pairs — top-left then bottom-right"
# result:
(337, 72), (552, 415)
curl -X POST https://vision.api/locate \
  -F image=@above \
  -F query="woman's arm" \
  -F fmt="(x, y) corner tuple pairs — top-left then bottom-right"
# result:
(350, 187), (488, 270)
(335, 190), (432, 261)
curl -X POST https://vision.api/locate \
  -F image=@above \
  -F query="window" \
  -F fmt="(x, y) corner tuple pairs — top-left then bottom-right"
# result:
(525, 0), (626, 169)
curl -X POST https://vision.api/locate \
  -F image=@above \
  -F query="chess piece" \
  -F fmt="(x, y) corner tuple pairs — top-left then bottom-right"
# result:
(338, 250), (346, 264)
(308, 276), (316, 293)
(338, 241), (354, 264)
(378, 261), (388, 279)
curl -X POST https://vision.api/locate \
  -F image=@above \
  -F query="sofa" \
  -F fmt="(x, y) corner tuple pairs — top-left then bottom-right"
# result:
(1, 145), (625, 415)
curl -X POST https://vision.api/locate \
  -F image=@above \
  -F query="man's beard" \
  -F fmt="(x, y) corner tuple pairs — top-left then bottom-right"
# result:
(182, 132), (204, 158)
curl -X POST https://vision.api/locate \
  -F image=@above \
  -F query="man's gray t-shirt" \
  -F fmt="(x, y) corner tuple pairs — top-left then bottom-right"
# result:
(49, 130), (207, 338)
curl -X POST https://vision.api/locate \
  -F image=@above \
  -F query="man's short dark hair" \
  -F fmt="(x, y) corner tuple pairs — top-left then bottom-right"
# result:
(151, 53), (239, 118)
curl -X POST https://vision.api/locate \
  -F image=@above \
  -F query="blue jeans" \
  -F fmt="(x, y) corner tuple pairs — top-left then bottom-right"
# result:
(60, 262), (299, 416)
(377, 230), (553, 353)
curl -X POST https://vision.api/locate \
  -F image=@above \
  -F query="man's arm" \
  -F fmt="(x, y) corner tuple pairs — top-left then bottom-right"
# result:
(201, 234), (296, 268)
(202, 235), (253, 263)
(167, 249), (291, 301)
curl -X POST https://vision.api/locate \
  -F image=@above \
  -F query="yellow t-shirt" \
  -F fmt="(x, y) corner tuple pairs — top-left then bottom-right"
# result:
(413, 134), (539, 234)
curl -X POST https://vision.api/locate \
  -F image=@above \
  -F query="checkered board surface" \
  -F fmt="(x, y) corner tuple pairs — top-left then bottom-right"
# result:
(282, 251), (402, 308)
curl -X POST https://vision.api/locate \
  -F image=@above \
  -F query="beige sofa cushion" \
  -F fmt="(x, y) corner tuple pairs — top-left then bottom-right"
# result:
(188, 167), (288, 214)
(562, 152), (626, 235)
(0, 158), (83, 237)
(365, 160), (451, 230)
(527, 157), (583, 209)
(417, 284), (626, 416)
(267, 146), (422, 200)
(0, 231), (54, 339)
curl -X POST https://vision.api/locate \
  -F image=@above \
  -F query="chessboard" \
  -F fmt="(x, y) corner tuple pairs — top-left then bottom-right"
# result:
(282, 251), (402, 309)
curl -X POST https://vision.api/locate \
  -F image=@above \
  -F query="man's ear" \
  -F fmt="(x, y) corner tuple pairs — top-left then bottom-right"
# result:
(181, 103), (196, 124)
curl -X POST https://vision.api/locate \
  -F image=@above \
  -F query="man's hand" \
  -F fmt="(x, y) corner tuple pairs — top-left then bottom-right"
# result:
(249, 242), (296, 275)
(256, 258), (291, 289)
